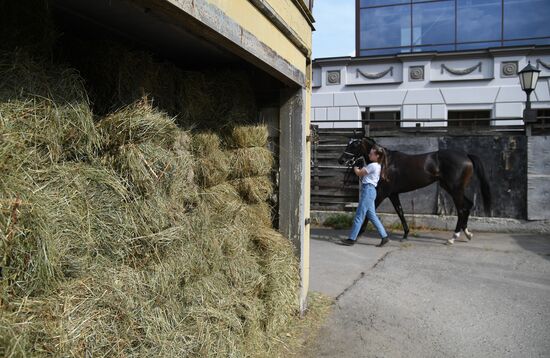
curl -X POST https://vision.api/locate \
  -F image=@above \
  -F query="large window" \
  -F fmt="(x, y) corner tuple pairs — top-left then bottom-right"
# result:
(358, 0), (550, 56)
(457, 0), (501, 43)
(412, 1), (455, 47)
(364, 111), (401, 130)
(360, 5), (411, 55)
(448, 110), (491, 128)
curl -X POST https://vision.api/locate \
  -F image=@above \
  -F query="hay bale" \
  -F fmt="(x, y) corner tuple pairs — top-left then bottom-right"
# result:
(252, 228), (299, 335)
(230, 147), (274, 179)
(192, 133), (231, 188)
(199, 183), (242, 214)
(106, 142), (176, 196)
(224, 124), (268, 148)
(169, 131), (199, 208)
(0, 51), (88, 104)
(97, 100), (177, 150)
(231, 176), (273, 204)
(0, 163), (133, 297)
(0, 53), (100, 162)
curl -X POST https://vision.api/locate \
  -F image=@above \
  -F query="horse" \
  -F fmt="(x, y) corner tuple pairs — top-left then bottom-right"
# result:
(337, 137), (491, 244)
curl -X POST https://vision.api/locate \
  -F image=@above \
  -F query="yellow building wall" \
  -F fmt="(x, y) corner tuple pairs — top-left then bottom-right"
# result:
(206, 0), (313, 309)
(206, 0), (312, 76)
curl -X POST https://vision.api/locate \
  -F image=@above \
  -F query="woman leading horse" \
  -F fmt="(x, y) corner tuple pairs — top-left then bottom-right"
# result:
(338, 137), (491, 244)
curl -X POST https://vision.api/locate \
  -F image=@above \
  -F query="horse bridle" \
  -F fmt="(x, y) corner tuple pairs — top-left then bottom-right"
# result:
(341, 139), (364, 167)
(341, 139), (366, 187)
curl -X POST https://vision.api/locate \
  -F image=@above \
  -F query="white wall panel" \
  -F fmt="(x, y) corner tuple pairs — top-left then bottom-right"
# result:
(339, 106), (361, 121)
(496, 86), (525, 102)
(356, 90), (407, 106)
(314, 107), (327, 121)
(312, 93), (334, 107)
(417, 105), (431, 119)
(403, 89), (445, 104)
(312, 67), (322, 88)
(327, 107), (339, 121)
(431, 104), (446, 119)
(534, 79), (550, 101)
(402, 105), (416, 119)
(334, 92), (358, 106)
(495, 102), (523, 118)
(441, 87), (499, 104)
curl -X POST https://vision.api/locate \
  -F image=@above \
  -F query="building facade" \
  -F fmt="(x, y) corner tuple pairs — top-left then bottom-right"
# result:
(312, 0), (550, 129)
(311, 0), (550, 222)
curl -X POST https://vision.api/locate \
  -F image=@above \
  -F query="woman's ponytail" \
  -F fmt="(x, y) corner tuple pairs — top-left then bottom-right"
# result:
(373, 145), (388, 182)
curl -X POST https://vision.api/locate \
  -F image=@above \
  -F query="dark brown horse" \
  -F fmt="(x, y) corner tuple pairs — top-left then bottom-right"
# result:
(338, 137), (491, 244)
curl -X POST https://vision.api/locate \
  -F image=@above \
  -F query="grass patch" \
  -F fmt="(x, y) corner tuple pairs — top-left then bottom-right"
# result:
(323, 214), (353, 229)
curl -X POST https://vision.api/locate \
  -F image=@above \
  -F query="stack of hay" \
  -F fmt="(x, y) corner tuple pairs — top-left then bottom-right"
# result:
(225, 126), (299, 336)
(0, 51), (299, 357)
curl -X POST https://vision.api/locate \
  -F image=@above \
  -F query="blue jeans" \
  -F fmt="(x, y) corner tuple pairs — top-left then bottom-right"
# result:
(348, 183), (387, 241)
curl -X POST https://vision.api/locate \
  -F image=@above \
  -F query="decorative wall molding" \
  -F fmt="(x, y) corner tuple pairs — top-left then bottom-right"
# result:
(501, 61), (518, 77)
(536, 59), (550, 71)
(409, 66), (424, 81)
(326, 70), (341, 85)
(356, 66), (393, 80)
(441, 62), (482, 76)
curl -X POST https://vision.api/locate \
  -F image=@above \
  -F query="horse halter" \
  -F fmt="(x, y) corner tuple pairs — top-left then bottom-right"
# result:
(341, 138), (363, 167)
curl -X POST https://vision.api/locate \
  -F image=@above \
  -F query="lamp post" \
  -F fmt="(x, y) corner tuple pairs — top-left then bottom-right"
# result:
(518, 61), (541, 135)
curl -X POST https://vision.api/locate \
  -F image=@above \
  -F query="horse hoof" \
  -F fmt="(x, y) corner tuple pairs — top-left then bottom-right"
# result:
(446, 239), (455, 245)
(464, 229), (473, 241)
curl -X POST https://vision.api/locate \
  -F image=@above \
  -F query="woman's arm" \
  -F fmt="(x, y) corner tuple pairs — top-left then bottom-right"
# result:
(353, 166), (368, 177)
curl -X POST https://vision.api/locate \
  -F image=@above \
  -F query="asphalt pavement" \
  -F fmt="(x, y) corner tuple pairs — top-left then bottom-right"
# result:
(306, 228), (550, 358)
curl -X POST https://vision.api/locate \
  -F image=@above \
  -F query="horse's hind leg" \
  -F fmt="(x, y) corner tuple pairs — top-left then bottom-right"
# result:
(446, 191), (467, 245)
(462, 195), (474, 240)
(389, 194), (409, 241)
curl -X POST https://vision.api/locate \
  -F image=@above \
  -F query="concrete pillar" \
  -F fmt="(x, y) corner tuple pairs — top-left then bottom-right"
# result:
(279, 87), (308, 313)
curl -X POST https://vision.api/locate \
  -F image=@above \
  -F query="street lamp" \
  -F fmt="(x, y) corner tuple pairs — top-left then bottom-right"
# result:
(518, 61), (541, 124)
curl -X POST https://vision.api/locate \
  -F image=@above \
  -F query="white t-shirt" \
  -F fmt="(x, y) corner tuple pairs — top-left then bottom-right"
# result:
(361, 162), (381, 186)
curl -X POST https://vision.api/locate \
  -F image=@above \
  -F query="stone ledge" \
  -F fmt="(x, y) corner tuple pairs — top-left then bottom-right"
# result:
(311, 210), (550, 234)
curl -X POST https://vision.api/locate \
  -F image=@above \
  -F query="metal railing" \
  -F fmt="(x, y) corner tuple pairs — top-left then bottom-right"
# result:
(310, 117), (550, 136)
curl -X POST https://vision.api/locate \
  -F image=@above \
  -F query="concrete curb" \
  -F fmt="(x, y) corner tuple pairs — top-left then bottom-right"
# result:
(311, 210), (550, 234)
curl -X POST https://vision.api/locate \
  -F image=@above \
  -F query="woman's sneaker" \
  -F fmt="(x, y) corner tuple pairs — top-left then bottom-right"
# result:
(340, 238), (356, 246)
(376, 237), (389, 247)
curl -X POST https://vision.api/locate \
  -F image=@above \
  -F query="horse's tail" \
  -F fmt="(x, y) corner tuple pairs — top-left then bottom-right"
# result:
(468, 154), (491, 215)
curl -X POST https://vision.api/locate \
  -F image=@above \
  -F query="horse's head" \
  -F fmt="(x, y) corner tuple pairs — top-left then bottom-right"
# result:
(338, 138), (363, 166)
(338, 136), (379, 166)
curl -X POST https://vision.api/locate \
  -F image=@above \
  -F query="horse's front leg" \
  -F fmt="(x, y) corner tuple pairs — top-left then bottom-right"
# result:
(389, 194), (409, 241)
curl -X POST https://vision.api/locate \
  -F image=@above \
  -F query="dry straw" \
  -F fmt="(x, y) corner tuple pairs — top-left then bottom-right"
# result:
(0, 26), (299, 357)
(232, 176), (274, 204)
(192, 133), (231, 188)
(230, 147), (274, 178)
(224, 124), (269, 148)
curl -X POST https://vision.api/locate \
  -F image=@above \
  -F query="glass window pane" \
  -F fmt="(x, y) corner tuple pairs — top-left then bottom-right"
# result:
(361, 5), (411, 50)
(503, 38), (550, 46)
(457, 0), (501, 42)
(360, 0), (409, 7)
(412, 1), (455, 46)
(504, 0), (550, 39)
(360, 47), (411, 56)
(412, 44), (455, 52)
(457, 41), (502, 50)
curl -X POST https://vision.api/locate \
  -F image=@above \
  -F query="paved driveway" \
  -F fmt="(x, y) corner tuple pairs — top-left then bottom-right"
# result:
(307, 228), (550, 358)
